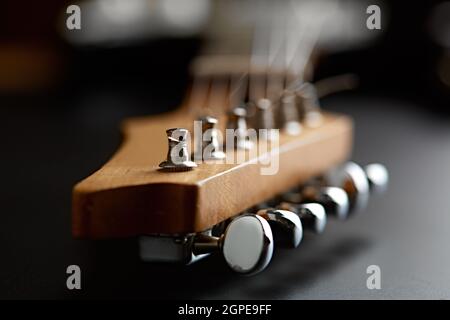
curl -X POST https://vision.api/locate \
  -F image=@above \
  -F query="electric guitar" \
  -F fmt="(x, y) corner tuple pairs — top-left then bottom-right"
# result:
(72, 0), (388, 276)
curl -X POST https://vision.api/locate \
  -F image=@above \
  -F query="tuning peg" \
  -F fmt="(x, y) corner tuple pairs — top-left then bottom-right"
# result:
(256, 208), (303, 248)
(193, 214), (273, 275)
(159, 128), (197, 171)
(197, 116), (226, 161)
(364, 163), (389, 194)
(277, 202), (327, 234)
(226, 106), (254, 150)
(310, 187), (349, 220)
(277, 91), (302, 135)
(296, 83), (323, 128)
(325, 162), (370, 213)
(254, 98), (277, 140)
(282, 186), (350, 220)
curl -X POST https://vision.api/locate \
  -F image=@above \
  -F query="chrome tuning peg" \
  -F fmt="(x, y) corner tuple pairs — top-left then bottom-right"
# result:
(197, 116), (226, 161)
(254, 98), (277, 141)
(277, 202), (327, 234)
(364, 163), (389, 195)
(282, 186), (350, 220)
(256, 208), (303, 248)
(227, 106), (254, 150)
(277, 91), (302, 135)
(193, 214), (273, 275)
(325, 162), (370, 213)
(296, 83), (323, 128)
(159, 128), (197, 171)
(305, 186), (350, 220)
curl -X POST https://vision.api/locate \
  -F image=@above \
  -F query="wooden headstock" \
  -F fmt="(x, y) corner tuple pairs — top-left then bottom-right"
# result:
(72, 105), (353, 238)
(70, 0), (391, 277)
(71, 0), (356, 239)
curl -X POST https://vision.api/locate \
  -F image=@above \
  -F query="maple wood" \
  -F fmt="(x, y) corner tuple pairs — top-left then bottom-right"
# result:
(72, 107), (353, 238)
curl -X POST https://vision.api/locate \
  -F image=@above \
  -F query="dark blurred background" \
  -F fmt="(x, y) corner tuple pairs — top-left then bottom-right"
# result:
(1, 0), (450, 299)
(1, 0), (449, 108)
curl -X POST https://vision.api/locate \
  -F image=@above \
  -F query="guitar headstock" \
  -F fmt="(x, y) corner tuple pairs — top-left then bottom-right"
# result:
(72, 0), (388, 275)
(72, 106), (353, 238)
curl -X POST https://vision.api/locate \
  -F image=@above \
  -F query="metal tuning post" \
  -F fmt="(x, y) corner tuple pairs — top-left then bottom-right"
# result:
(254, 98), (277, 141)
(159, 128), (197, 171)
(277, 91), (302, 135)
(197, 116), (226, 161)
(227, 106), (254, 150)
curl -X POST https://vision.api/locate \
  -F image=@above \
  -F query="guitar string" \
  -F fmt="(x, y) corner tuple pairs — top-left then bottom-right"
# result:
(187, 0), (328, 119)
(266, 4), (288, 102)
(187, 0), (277, 117)
(286, 0), (336, 91)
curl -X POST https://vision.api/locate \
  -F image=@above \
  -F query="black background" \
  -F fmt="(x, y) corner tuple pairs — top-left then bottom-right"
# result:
(1, 0), (450, 299)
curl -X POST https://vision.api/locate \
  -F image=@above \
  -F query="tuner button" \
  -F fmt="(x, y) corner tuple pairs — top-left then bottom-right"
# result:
(257, 208), (303, 248)
(197, 116), (226, 161)
(159, 128), (197, 171)
(277, 202), (327, 234)
(364, 163), (389, 195)
(326, 162), (370, 213)
(281, 186), (350, 220)
(221, 214), (274, 275)
(296, 203), (327, 234)
(315, 187), (350, 220)
(191, 214), (274, 275)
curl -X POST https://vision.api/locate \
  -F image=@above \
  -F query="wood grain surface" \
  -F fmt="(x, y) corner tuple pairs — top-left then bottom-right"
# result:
(72, 108), (353, 238)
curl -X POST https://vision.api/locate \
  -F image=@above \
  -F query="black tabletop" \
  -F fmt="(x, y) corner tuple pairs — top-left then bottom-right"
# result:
(1, 90), (449, 299)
